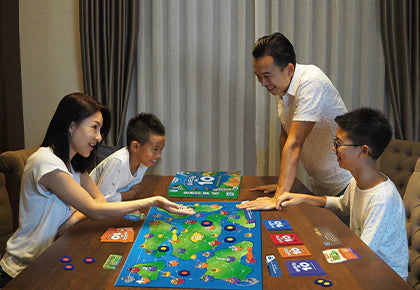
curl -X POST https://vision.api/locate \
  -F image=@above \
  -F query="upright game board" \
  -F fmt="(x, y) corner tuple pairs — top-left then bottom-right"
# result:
(168, 171), (241, 199)
(115, 202), (262, 289)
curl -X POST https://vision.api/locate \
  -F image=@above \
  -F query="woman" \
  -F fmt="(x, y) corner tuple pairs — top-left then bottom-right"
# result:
(0, 93), (194, 287)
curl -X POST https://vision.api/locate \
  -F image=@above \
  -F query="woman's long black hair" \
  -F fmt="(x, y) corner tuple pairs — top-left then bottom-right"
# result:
(41, 92), (111, 172)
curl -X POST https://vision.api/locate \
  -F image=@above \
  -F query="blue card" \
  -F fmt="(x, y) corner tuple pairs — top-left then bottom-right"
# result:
(285, 260), (325, 276)
(265, 255), (282, 277)
(263, 219), (292, 230)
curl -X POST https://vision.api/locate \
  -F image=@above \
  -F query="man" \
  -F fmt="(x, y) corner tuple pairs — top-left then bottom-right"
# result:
(239, 32), (351, 211)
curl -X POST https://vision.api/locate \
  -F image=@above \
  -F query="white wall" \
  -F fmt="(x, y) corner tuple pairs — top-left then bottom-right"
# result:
(19, 0), (83, 147)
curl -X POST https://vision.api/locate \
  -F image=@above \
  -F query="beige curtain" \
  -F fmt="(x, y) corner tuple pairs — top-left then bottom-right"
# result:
(80, 0), (139, 146)
(130, 0), (386, 178)
(380, 0), (420, 141)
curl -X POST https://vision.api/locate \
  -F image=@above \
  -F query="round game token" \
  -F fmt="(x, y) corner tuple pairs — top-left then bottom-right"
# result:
(178, 270), (191, 277)
(158, 245), (170, 252)
(314, 278), (325, 285)
(62, 264), (75, 271)
(60, 256), (72, 263)
(201, 220), (213, 227)
(224, 225), (237, 231)
(83, 257), (95, 264)
(224, 236), (237, 243)
(321, 280), (333, 287)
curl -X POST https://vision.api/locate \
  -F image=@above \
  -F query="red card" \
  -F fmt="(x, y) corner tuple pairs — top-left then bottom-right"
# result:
(270, 233), (303, 245)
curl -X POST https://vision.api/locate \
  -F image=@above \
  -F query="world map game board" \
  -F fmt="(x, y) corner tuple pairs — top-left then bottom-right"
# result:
(115, 202), (262, 289)
(167, 171), (242, 199)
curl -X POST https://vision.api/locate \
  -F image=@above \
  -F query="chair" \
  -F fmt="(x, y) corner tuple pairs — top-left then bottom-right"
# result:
(377, 139), (420, 198)
(0, 147), (38, 232)
(403, 158), (420, 288)
(95, 144), (121, 165)
(0, 173), (13, 255)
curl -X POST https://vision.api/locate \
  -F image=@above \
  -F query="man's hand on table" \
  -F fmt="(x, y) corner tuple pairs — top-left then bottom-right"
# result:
(237, 196), (276, 210)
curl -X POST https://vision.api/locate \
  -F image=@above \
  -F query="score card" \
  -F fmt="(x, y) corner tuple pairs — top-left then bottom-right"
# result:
(285, 260), (326, 276)
(263, 219), (292, 230)
(270, 233), (303, 245)
(277, 245), (312, 258)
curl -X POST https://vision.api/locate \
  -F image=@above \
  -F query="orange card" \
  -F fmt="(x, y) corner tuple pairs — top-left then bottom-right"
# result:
(100, 227), (134, 243)
(277, 245), (312, 258)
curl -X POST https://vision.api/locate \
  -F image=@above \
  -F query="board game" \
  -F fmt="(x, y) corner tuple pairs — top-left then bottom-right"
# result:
(167, 171), (241, 199)
(115, 202), (262, 289)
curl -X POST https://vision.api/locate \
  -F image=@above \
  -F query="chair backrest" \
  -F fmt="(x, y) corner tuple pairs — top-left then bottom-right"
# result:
(377, 139), (420, 198)
(95, 144), (122, 166)
(403, 158), (420, 289)
(0, 147), (38, 231)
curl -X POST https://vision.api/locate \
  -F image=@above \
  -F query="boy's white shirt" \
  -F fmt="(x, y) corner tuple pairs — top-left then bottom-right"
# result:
(90, 147), (148, 202)
(325, 177), (408, 280)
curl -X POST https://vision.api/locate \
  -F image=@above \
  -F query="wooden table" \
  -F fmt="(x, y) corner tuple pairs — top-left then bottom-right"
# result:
(5, 176), (411, 289)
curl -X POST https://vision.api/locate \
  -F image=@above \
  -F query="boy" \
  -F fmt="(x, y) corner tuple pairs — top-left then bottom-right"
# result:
(90, 113), (165, 201)
(276, 108), (408, 280)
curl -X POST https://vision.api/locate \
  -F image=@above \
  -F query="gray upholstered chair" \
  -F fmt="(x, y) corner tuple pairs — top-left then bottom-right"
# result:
(404, 158), (420, 288)
(377, 139), (420, 198)
(0, 147), (38, 231)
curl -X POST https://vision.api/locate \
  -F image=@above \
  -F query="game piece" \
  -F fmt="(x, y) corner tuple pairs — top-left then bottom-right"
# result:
(103, 254), (123, 270)
(285, 260), (325, 276)
(83, 257), (95, 264)
(321, 280), (333, 287)
(323, 247), (360, 263)
(168, 171), (242, 199)
(265, 255), (282, 277)
(62, 264), (75, 271)
(60, 256), (72, 263)
(314, 226), (342, 246)
(115, 202), (262, 289)
(314, 278), (326, 285)
(263, 219), (292, 230)
(123, 211), (145, 222)
(100, 227), (135, 243)
(277, 245), (312, 258)
(270, 233), (303, 245)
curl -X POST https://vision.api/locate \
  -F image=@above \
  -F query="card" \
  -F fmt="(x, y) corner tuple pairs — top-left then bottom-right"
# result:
(285, 260), (325, 276)
(270, 233), (303, 245)
(263, 219), (292, 231)
(100, 227), (134, 243)
(103, 254), (123, 270)
(265, 255), (282, 277)
(323, 247), (360, 263)
(314, 226), (342, 246)
(277, 245), (312, 258)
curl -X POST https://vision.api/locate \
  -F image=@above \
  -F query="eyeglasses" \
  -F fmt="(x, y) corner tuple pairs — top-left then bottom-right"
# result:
(333, 137), (362, 150)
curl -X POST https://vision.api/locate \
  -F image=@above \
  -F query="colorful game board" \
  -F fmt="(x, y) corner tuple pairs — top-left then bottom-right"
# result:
(115, 202), (262, 289)
(167, 171), (241, 199)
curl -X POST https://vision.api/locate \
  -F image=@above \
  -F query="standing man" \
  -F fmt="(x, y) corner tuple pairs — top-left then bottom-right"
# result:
(239, 32), (351, 211)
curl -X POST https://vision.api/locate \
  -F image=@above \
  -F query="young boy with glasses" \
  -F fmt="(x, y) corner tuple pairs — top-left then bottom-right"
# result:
(276, 107), (408, 280)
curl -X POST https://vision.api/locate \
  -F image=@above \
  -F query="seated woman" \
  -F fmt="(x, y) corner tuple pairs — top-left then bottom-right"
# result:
(0, 93), (194, 287)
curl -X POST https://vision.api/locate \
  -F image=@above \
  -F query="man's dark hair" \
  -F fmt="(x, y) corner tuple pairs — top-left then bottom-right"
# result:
(335, 108), (392, 160)
(126, 113), (165, 146)
(41, 92), (111, 172)
(252, 32), (296, 69)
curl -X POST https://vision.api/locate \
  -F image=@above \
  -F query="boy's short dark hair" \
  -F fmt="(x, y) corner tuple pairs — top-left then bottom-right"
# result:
(126, 113), (165, 146)
(335, 108), (392, 160)
(252, 32), (296, 69)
